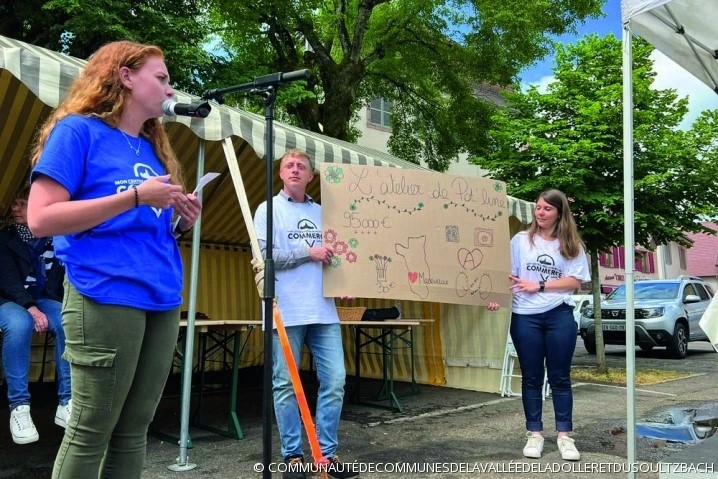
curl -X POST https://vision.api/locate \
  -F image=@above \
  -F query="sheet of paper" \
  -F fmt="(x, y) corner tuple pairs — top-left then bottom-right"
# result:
(172, 172), (221, 231)
(193, 172), (221, 195)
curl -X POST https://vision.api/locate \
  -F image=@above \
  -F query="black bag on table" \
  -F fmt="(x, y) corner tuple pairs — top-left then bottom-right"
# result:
(361, 306), (401, 321)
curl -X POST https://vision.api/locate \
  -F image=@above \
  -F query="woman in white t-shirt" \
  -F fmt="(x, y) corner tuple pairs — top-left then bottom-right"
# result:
(493, 189), (590, 462)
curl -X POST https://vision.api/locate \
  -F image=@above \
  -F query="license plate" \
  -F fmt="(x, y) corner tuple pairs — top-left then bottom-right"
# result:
(603, 324), (625, 332)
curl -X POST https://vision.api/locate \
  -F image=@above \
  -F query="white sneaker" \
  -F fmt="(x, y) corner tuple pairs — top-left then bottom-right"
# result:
(522, 431), (544, 458)
(557, 436), (581, 461)
(10, 405), (39, 444)
(55, 400), (72, 428)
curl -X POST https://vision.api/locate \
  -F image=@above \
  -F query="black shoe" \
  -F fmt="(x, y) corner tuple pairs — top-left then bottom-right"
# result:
(324, 456), (360, 479)
(283, 455), (306, 479)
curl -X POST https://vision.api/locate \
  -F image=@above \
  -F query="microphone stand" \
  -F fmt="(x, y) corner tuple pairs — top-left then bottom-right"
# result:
(203, 70), (309, 479)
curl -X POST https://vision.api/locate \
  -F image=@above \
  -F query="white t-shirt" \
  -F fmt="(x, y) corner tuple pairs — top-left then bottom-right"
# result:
(510, 231), (590, 315)
(254, 193), (339, 328)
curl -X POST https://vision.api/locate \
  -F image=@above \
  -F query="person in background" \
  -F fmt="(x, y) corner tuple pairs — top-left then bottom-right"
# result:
(27, 40), (200, 478)
(0, 185), (71, 444)
(489, 189), (590, 461)
(253, 149), (357, 479)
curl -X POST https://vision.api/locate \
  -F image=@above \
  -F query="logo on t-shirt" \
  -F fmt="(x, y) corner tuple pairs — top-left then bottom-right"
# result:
(526, 254), (563, 281)
(287, 219), (322, 247)
(298, 219), (317, 230)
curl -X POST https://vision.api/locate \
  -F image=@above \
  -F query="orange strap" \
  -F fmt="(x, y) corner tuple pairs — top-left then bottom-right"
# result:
(273, 305), (328, 465)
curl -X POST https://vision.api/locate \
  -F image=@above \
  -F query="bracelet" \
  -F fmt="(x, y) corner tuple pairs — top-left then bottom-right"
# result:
(131, 184), (139, 208)
(175, 223), (192, 236)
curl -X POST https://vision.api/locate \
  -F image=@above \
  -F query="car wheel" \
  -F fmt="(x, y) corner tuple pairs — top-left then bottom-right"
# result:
(583, 336), (596, 355)
(667, 322), (688, 359)
(639, 344), (654, 352)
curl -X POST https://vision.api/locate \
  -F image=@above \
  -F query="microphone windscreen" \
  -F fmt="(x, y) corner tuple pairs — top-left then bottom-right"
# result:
(162, 99), (177, 116)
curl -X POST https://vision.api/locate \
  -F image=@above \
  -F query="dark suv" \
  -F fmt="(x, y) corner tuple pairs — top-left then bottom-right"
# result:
(579, 276), (713, 359)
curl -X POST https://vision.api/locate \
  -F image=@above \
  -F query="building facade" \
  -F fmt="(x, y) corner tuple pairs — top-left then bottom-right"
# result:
(685, 222), (718, 291)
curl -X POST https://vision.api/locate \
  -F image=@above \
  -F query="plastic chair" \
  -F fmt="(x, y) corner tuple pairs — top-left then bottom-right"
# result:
(499, 333), (550, 400)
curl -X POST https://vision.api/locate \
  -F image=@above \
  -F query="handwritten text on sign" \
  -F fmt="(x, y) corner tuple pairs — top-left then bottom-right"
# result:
(321, 165), (512, 306)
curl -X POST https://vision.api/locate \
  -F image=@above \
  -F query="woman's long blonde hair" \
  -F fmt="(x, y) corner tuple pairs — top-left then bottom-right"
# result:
(30, 40), (184, 189)
(528, 189), (584, 259)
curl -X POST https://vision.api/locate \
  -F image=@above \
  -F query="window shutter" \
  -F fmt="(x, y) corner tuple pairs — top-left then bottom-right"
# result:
(648, 253), (655, 274)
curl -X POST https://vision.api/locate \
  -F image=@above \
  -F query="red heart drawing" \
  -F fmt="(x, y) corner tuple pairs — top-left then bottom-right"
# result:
(408, 272), (419, 283)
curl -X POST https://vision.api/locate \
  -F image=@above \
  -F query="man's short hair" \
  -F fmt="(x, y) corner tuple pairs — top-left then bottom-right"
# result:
(280, 149), (314, 171)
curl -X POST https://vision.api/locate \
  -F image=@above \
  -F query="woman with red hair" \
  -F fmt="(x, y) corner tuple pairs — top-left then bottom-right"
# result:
(27, 40), (200, 478)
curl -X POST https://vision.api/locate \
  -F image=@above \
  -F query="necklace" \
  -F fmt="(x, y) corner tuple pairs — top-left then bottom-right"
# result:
(120, 130), (141, 156)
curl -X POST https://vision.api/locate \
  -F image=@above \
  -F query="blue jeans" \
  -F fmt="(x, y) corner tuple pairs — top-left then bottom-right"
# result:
(510, 303), (577, 432)
(272, 323), (346, 459)
(0, 299), (71, 410)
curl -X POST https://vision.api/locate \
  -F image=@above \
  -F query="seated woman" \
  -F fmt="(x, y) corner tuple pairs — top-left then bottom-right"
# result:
(0, 185), (71, 444)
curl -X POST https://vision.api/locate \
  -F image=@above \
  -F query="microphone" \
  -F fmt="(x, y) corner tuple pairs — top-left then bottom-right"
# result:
(162, 99), (211, 118)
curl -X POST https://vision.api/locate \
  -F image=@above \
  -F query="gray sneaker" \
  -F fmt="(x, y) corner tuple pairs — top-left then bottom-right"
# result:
(557, 436), (581, 461)
(10, 405), (39, 444)
(522, 431), (544, 459)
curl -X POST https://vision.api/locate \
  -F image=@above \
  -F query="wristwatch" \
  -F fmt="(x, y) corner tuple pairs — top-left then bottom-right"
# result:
(538, 280), (545, 293)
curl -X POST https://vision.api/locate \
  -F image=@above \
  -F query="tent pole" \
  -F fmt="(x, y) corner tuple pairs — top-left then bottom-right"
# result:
(622, 23), (637, 479)
(169, 138), (206, 472)
(222, 138), (262, 259)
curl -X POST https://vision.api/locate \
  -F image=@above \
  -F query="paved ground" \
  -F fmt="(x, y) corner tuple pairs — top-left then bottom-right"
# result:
(1, 342), (716, 478)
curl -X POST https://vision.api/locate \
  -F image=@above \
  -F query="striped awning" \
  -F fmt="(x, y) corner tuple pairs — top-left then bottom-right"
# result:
(0, 34), (534, 245)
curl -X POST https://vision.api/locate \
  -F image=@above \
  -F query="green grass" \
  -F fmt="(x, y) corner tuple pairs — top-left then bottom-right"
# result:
(571, 367), (692, 385)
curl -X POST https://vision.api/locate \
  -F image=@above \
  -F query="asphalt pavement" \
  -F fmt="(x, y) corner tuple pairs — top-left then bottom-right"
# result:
(1, 342), (716, 479)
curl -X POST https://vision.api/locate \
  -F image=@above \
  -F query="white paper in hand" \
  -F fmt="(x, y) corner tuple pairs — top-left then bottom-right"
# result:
(172, 172), (221, 231)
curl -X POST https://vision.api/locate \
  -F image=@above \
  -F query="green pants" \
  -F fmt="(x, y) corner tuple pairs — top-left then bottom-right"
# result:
(53, 282), (179, 479)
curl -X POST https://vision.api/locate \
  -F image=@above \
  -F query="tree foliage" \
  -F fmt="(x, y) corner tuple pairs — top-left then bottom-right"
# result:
(207, 0), (604, 170)
(474, 34), (718, 255)
(2, 1), (607, 170)
(0, 0), (213, 92)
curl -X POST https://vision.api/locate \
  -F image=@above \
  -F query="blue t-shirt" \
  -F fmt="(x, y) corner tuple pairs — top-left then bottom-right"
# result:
(32, 115), (183, 311)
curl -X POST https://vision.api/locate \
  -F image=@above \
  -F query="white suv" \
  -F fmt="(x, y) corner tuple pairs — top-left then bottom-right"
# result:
(579, 276), (714, 359)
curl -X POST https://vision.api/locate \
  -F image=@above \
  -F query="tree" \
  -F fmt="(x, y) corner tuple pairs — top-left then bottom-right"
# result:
(473, 34), (718, 371)
(206, 0), (604, 171)
(0, 0), (213, 92)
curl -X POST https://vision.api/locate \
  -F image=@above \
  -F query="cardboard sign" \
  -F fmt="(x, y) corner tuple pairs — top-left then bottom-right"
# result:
(320, 164), (512, 306)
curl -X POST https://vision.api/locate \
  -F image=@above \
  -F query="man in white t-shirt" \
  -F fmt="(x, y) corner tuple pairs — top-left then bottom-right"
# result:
(253, 149), (357, 479)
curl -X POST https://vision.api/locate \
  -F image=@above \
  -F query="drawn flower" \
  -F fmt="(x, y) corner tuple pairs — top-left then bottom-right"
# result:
(348, 238), (359, 248)
(346, 251), (357, 263)
(417, 201), (424, 209)
(330, 256), (342, 268)
(494, 182), (503, 192)
(349, 202), (358, 212)
(325, 166), (344, 184)
(334, 241), (348, 255)
(324, 229), (337, 244)
(443, 204), (449, 209)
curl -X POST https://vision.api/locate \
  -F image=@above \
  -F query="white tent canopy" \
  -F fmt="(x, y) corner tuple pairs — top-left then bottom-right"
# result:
(622, 0), (718, 92)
